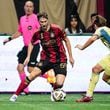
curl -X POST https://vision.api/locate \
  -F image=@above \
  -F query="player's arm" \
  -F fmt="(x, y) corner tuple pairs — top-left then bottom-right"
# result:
(75, 35), (99, 50)
(3, 31), (21, 45)
(63, 36), (74, 67)
(24, 32), (37, 66)
(23, 42), (34, 66)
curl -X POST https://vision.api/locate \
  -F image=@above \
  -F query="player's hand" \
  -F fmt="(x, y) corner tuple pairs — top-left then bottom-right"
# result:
(69, 57), (75, 67)
(75, 44), (83, 50)
(3, 38), (9, 45)
(23, 57), (30, 66)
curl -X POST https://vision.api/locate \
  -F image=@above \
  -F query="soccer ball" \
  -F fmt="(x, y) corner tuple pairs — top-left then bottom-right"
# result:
(52, 89), (66, 101)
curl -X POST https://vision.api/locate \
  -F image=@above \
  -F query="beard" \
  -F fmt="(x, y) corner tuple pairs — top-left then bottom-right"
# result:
(41, 25), (48, 31)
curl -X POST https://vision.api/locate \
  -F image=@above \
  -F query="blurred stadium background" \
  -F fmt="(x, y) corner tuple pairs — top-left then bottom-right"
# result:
(0, 0), (110, 34)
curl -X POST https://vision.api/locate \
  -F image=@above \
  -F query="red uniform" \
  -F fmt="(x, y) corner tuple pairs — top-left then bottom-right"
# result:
(31, 25), (67, 63)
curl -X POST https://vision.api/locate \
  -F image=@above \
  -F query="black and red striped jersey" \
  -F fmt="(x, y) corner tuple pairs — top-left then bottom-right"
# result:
(31, 25), (67, 63)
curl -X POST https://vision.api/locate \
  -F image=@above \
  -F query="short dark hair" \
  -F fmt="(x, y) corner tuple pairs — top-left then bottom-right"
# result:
(37, 12), (48, 20)
(91, 13), (98, 18)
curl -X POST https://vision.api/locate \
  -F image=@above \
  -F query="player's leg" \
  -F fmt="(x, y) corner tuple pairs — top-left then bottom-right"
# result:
(17, 46), (29, 94)
(17, 64), (29, 94)
(76, 55), (109, 102)
(102, 73), (110, 84)
(87, 55), (110, 97)
(86, 64), (104, 97)
(50, 62), (67, 101)
(102, 59), (110, 85)
(27, 43), (40, 73)
(76, 64), (104, 102)
(101, 55), (110, 84)
(17, 67), (42, 93)
(10, 67), (42, 102)
(53, 74), (65, 90)
(16, 60), (49, 96)
(53, 62), (67, 89)
(50, 75), (66, 101)
(10, 60), (51, 102)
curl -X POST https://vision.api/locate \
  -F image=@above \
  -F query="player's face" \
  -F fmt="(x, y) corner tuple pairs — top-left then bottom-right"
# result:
(24, 1), (34, 15)
(39, 17), (49, 31)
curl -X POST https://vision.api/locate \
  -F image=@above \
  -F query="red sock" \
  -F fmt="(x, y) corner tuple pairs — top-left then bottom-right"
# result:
(19, 72), (29, 93)
(15, 80), (29, 95)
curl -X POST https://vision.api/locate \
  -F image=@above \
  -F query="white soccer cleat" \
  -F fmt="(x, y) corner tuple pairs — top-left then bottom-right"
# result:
(9, 94), (18, 102)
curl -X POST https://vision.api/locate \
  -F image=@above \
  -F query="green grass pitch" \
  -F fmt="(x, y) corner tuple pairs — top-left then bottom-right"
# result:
(0, 93), (110, 110)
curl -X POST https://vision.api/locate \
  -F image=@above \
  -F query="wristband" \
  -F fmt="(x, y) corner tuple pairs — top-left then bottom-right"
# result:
(8, 37), (12, 41)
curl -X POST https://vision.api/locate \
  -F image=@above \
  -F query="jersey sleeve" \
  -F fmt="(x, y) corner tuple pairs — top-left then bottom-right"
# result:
(31, 31), (39, 44)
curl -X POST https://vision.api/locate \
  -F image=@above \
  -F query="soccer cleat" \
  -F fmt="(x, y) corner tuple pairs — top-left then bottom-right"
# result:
(76, 95), (93, 102)
(9, 94), (18, 102)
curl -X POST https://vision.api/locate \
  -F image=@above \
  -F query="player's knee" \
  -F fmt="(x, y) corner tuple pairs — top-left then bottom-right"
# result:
(102, 76), (108, 82)
(17, 66), (24, 73)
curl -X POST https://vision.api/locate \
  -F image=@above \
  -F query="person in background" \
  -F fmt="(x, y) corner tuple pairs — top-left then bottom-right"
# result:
(86, 13), (98, 33)
(75, 15), (110, 102)
(65, 15), (86, 34)
(3, 1), (40, 94)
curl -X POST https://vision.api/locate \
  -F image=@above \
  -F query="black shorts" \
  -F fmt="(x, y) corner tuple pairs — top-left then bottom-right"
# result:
(17, 43), (40, 67)
(36, 60), (67, 76)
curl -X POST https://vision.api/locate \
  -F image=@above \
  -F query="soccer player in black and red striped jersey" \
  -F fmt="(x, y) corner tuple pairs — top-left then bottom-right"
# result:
(10, 12), (74, 102)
